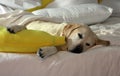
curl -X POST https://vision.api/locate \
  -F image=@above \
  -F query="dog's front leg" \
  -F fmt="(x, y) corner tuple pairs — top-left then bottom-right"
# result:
(6, 13), (41, 33)
(37, 46), (58, 59)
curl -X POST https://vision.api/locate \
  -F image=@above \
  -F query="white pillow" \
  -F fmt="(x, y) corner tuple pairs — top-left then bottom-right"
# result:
(33, 4), (113, 24)
(46, 0), (97, 8)
(101, 0), (120, 16)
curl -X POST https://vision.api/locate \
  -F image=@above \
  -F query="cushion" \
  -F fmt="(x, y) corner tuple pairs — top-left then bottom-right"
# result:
(0, 26), (65, 53)
(33, 4), (113, 25)
(46, 0), (98, 8)
(101, 0), (120, 16)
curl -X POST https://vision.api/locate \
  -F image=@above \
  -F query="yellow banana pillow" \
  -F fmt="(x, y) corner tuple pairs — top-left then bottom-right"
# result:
(0, 26), (65, 53)
(26, 0), (54, 12)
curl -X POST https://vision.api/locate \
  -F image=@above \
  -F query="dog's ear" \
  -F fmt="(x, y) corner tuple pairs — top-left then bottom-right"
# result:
(96, 39), (110, 46)
(62, 24), (81, 37)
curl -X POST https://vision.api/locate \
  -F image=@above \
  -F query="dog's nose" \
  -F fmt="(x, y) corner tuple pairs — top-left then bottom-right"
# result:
(70, 45), (83, 53)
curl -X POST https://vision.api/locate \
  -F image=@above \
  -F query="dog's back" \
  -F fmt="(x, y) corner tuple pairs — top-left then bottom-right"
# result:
(27, 21), (67, 36)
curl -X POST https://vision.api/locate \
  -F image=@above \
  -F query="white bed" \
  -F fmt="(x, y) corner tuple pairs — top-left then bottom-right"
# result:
(0, 16), (120, 76)
(0, 0), (120, 76)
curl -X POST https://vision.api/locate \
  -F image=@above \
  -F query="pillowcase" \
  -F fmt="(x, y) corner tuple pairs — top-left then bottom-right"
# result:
(101, 0), (120, 16)
(33, 4), (113, 25)
(46, 0), (98, 8)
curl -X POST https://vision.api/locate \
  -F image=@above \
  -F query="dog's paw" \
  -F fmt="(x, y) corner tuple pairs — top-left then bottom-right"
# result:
(37, 49), (45, 58)
(7, 25), (26, 33)
(37, 46), (58, 59)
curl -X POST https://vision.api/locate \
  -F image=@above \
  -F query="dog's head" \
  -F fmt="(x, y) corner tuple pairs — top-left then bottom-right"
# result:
(62, 24), (110, 53)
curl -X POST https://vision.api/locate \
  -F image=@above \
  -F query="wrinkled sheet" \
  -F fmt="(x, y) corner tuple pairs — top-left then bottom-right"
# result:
(0, 16), (120, 76)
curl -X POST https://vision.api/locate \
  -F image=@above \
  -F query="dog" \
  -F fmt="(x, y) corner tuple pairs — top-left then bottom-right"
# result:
(0, 10), (110, 58)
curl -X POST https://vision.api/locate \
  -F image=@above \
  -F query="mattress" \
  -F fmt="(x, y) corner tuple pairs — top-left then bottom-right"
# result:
(0, 16), (120, 76)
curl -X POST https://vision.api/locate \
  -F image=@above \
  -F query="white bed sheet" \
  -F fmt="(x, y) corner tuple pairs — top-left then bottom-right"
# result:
(0, 16), (120, 76)
(91, 16), (120, 46)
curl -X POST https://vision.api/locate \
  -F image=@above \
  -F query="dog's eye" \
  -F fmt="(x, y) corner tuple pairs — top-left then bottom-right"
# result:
(78, 33), (83, 39)
(86, 43), (90, 46)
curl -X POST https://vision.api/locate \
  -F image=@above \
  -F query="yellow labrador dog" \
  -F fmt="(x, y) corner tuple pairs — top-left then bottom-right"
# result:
(0, 10), (110, 58)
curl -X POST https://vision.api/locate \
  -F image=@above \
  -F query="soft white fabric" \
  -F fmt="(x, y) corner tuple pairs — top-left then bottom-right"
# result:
(0, 16), (120, 76)
(46, 0), (97, 8)
(101, 0), (120, 16)
(0, 10), (37, 27)
(0, 0), (41, 10)
(0, 5), (14, 14)
(33, 4), (113, 24)
(0, 47), (120, 76)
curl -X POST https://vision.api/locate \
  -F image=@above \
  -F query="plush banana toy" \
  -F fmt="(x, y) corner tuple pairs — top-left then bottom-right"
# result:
(26, 0), (54, 12)
(0, 26), (65, 53)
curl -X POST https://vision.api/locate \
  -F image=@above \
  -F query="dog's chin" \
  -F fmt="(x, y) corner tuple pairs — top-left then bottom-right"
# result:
(70, 48), (83, 54)
(70, 49), (83, 54)
(69, 45), (83, 54)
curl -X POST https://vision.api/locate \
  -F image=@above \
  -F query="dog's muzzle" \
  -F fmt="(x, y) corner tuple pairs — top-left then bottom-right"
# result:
(70, 45), (83, 53)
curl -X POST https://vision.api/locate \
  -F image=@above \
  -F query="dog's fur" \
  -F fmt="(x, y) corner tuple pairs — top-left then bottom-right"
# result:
(0, 10), (110, 58)
(10, 21), (110, 58)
